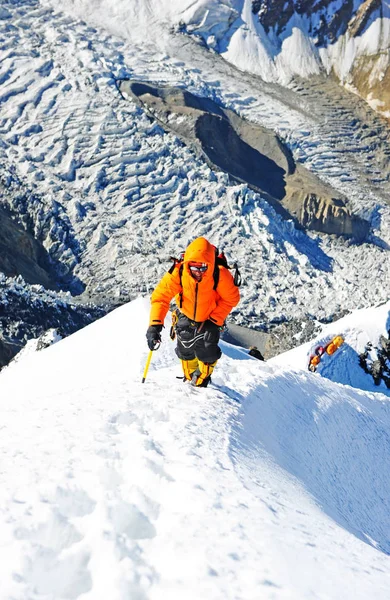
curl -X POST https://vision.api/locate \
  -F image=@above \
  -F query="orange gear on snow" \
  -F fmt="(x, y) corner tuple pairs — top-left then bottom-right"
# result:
(149, 237), (240, 326)
(308, 335), (345, 371)
(332, 335), (344, 349)
(325, 336), (344, 355)
(309, 355), (321, 370)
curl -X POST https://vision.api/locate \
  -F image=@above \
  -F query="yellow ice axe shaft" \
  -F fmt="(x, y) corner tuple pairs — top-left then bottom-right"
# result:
(142, 350), (153, 383)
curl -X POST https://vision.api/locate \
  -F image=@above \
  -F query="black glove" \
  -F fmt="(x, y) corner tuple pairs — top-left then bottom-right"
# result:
(202, 320), (220, 344)
(146, 325), (163, 350)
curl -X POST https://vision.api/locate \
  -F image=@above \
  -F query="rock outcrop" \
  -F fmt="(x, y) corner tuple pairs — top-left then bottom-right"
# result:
(284, 170), (369, 238)
(253, 0), (356, 43)
(0, 207), (56, 289)
(251, 0), (390, 119)
(0, 275), (105, 369)
(121, 80), (370, 240)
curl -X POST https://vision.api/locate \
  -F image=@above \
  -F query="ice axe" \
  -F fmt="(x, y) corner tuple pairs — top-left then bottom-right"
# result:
(141, 338), (161, 383)
(141, 350), (153, 383)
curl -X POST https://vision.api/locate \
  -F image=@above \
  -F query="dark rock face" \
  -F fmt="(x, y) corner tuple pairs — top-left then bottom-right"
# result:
(121, 80), (370, 241)
(0, 172), (107, 369)
(0, 207), (56, 289)
(253, 0), (359, 44)
(0, 277), (106, 369)
(348, 0), (382, 37)
(359, 334), (390, 388)
(195, 113), (286, 199)
(253, 0), (295, 36)
(284, 176), (370, 239)
(0, 338), (20, 368)
(0, 171), (85, 295)
(0, 171), (106, 369)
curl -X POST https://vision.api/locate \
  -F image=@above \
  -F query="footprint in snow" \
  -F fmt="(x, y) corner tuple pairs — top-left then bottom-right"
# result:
(46, 485), (96, 518)
(15, 511), (82, 551)
(14, 503), (93, 599)
(110, 410), (139, 426)
(145, 458), (175, 482)
(20, 545), (92, 599)
(108, 499), (156, 541)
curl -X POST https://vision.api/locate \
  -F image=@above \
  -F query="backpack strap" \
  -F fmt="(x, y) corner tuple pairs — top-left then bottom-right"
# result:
(169, 255), (184, 308)
(212, 249), (220, 291)
(232, 262), (242, 287)
(213, 248), (242, 289)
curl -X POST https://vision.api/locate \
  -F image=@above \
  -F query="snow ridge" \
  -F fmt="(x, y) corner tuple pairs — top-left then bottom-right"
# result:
(1, 298), (390, 599)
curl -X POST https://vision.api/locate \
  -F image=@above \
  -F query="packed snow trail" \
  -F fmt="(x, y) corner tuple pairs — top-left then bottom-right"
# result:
(1, 298), (390, 599)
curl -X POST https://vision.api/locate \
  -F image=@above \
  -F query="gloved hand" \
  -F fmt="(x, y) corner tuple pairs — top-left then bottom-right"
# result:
(202, 320), (220, 344)
(146, 325), (163, 350)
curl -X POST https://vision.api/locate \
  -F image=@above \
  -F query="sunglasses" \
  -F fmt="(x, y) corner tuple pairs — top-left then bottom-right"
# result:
(189, 265), (208, 273)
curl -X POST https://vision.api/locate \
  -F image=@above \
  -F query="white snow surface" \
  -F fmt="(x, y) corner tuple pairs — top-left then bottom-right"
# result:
(1, 298), (390, 599)
(42, 0), (390, 96)
(1, 0), (390, 329)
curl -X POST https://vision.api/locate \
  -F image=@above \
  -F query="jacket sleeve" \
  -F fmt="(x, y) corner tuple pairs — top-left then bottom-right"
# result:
(149, 268), (182, 326)
(209, 268), (240, 326)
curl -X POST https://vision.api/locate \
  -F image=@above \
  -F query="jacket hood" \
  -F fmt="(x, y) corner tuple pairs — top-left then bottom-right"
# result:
(183, 237), (216, 268)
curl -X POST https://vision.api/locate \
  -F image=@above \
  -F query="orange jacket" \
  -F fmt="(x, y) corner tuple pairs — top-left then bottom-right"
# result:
(149, 237), (240, 327)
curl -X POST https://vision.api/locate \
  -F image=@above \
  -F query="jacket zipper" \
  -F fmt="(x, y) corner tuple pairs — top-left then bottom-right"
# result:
(193, 283), (198, 320)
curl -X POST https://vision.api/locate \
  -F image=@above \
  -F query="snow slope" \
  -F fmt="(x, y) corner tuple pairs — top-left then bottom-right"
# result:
(42, 0), (390, 117)
(42, 0), (240, 49)
(1, 0), (390, 333)
(1, 298), (390, 599)
(273, 300), (390, 394)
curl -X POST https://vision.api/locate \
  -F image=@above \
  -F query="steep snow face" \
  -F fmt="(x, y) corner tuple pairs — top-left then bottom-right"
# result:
(221, 0), (325, 84)
(1, 298), (390, 599)
(2, 0), (390, 334)
(42, 0), (241, 48)
(273, 299), (390, 395)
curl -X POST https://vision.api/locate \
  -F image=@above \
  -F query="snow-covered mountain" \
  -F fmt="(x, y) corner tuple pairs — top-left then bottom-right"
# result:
(0, 0), (389, 363)
(45, 0), (390, 118)
(1, 298), (390, 599)
(250, 0), (390, 119)
(2, 2), (390, 595)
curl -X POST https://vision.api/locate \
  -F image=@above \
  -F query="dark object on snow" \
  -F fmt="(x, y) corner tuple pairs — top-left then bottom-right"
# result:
(379, 335), (390, 354)
(358, 337), (390, 387)
(371, 359), (383, 386)
(248, 346), (265, 361)
(358, 351), (370, 373)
